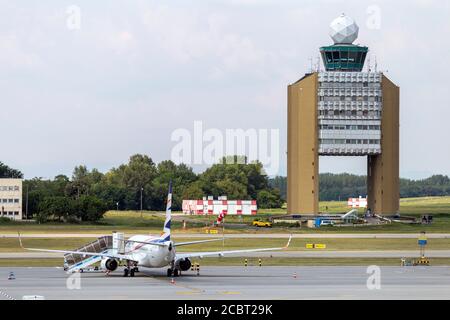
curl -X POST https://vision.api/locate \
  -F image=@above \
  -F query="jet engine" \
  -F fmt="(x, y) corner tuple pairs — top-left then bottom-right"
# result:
(177, 258), (192, 271)
(101, 258), (118, 271)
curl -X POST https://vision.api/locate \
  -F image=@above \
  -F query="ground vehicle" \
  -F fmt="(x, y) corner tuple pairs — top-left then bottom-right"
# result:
(320, 220), (334, 227)
(252, 219), (272, 228)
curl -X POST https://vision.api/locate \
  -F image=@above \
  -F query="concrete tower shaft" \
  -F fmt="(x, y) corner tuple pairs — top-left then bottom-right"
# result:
(367, 75), (400, 214)
(287, 73), (319, 215)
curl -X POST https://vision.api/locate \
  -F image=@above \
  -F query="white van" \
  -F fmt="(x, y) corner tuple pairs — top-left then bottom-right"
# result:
(320, 220), (334, 226)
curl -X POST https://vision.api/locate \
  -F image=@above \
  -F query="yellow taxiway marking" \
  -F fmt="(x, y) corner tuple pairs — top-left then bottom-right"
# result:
(219, 291), (241, 295)
(176, 291), (202, 295)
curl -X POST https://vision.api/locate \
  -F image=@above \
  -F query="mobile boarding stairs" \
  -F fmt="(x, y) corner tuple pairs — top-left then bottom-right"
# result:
(64, 232), (125, 273)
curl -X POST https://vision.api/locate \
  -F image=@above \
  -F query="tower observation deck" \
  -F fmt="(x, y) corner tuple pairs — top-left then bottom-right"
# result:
(320, 13), (368, 72)
(318, 14), (380, 156)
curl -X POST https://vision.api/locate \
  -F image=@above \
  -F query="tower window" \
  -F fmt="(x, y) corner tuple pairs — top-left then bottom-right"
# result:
(332, 51), (340, 60)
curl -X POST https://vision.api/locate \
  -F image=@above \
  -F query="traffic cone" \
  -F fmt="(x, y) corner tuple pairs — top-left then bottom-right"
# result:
(8, 272), (15, 280)
(171, 277), (175, 284)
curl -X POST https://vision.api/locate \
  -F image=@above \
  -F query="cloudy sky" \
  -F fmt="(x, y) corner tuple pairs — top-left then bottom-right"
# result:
(1, 0), (449, 179)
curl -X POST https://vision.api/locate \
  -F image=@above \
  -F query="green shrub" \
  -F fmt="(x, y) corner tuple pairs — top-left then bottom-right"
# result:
(0, 217), (13, 224)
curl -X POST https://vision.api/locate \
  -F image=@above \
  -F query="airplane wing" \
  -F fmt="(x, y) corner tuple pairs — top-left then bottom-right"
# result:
(174, 239), (223, 247)
(176, 235), (292, 260)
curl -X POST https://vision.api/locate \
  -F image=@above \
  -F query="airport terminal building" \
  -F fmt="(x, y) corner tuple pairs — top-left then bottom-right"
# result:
(0, 178), (23, 220)
(287, 14), (399, 215)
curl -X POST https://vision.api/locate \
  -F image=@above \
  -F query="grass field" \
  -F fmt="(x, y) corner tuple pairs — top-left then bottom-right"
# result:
(2, 237), (450, 252)
(319, 196), (450, 216)
(0, 196), (449, 234)
(262, 196), (450, 216)
(2, 257), (450, 267)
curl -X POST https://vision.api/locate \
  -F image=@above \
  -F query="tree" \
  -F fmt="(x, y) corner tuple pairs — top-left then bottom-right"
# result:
(199, 158), (249, 198)
(151, 160), (197, 210)
(244, 161), (269, 199)
(109, 154), (158, 210)
(257, 189), (283, 209)
(74, 196), (107, 222)
(121, 154), (157, 188)
(38, 196), (74, 221)
(269, 176), (287, 200)
(53, 175), (70, 195)
(66, 165), (91, 198)
(182, 181), (204, 200)
(24, 177), (67, 217)
(0, 162), (23, 178)
(270, 173), (450, 201)
(36, 211), (48, 224)
(90, 182), (127, 210)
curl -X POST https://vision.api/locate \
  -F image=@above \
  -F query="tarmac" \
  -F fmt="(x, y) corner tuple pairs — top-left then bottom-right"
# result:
(1, 266), (450, 300)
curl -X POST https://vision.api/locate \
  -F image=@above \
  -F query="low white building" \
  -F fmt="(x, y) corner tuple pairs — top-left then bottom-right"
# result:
(0, 178), (23, 220)
(182, 197), (257, 215)
(347, 196), (368, 209)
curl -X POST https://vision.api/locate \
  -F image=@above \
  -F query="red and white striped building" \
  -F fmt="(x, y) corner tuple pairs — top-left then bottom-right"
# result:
(347, 196), (368, 208)
(182, 199), (257, 215)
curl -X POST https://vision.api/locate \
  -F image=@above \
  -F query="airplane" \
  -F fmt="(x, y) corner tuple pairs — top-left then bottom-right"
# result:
(19, 182), (291, 277)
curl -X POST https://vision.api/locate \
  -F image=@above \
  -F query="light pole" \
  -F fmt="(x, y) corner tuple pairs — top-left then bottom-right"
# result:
(116, 202), (119, 211)
(222, 216), (225, 248)
(140, 187), (143, 218)
(25, 184), (29, 220)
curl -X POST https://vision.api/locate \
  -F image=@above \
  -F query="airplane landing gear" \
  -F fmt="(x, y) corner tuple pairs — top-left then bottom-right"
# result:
(167, 268), (180, 277)
(123, 260), (136, 277)
(167, 260), (180, 277)
(124, 266), (138, 277)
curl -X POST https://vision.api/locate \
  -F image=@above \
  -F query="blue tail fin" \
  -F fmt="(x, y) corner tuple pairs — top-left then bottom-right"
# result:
(161, 181), (172, 241)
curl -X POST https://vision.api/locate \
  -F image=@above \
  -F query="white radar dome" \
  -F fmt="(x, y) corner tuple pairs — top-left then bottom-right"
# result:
(329, 14), (359, 44)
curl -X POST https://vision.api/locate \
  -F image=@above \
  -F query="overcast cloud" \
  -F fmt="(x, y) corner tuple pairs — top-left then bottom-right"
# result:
(0, 0), (449, 179)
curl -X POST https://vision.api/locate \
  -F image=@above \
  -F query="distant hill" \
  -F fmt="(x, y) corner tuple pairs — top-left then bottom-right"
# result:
(269, 174), (450, 201)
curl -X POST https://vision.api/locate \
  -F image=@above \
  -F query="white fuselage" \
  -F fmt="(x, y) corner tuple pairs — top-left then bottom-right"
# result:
(125, 235), (176, 268)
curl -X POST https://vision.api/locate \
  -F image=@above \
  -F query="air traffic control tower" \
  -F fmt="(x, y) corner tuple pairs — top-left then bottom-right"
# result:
(287, 14), (399, 215)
